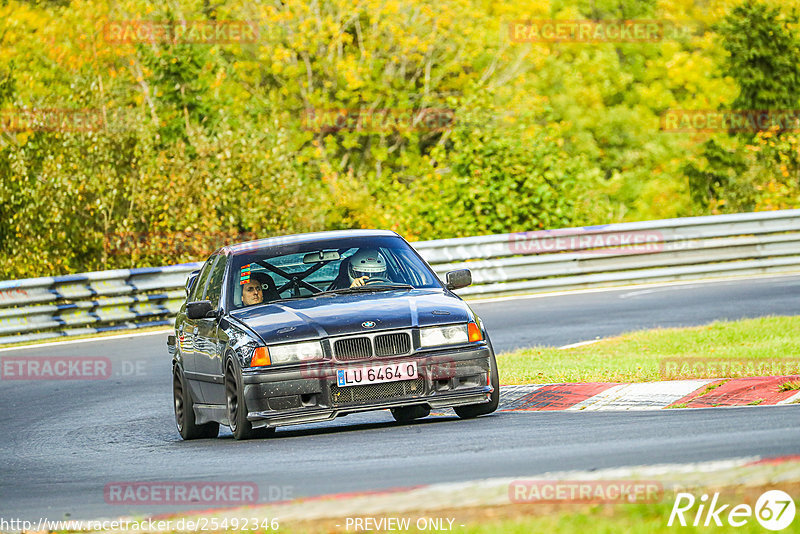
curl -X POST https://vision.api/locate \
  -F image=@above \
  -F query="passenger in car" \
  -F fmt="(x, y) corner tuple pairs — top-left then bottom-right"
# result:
(241, 273), (280, 306)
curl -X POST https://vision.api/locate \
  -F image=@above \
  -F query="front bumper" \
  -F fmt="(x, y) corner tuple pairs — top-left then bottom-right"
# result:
(241, 345), (493, 429)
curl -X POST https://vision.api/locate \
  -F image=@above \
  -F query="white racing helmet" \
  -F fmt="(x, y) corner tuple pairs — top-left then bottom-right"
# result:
(347, 249), (387, 283)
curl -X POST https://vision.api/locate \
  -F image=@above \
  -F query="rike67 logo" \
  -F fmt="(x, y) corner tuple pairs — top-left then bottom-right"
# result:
(669, 490), (796, 531)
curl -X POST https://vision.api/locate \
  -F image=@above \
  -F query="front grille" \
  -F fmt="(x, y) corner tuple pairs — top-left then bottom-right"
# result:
(334, 337), (372, 361)
(333, 331), (411, 361)
(329, 378), (424, 406)
(374, 333), (411, 357)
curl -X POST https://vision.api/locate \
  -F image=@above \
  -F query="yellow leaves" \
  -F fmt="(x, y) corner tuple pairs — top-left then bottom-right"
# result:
(4, 1), (46, 31)
(490, 0), (547, 20)
(211, 70), (226, 89)
(269, 47), (293, 75)
(15, 131), (31, 145)
(297, 17), (317, 37)
(274, 47), (292, 63)
(383, 0), (402, 15)
(341, 67), (364, 90)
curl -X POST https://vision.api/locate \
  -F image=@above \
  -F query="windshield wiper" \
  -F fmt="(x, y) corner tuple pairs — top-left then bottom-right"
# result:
(314, 284), (414, 296)
(349, 284), (414, 292)
(268, 294), (318, 303)
(267, 284), (414, 302)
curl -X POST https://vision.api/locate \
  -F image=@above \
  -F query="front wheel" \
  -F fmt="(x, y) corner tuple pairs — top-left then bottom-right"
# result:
(225, 358), (274, 440)
(174, 365), (219, 440)
(454, 352), (499, 419)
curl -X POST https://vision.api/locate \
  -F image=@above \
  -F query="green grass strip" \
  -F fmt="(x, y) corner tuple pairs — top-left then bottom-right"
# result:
(497, 316), (800, 384)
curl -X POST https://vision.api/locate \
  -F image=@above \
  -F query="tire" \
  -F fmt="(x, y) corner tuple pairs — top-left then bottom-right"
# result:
(173, 365), (219, 440)
(391, 405), (431, 423)
(454, 351), (500, 419)
(225, 357), (275, 440)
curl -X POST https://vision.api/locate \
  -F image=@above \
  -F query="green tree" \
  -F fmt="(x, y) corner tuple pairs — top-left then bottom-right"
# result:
(717, 3), (800, 112)
(686, 1), (800, 212)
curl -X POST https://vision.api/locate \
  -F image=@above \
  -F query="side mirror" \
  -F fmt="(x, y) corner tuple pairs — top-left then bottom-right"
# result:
(185, 270), (200, 296)
(186, 300), (215, 320)
(445, 269), (472, 290)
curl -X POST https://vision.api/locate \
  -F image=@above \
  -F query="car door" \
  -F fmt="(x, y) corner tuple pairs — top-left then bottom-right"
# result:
(181, 254), (217, 402)
(195, 252), (228, 405)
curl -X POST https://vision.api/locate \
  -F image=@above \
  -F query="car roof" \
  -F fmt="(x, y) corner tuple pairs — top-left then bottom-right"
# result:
(225, 229), (401, 256)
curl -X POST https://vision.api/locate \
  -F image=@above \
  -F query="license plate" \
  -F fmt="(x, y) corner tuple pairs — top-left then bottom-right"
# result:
(336, 361), (418, 387)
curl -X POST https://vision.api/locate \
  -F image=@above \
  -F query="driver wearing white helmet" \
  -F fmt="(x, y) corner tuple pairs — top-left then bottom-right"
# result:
(346, 248), (389, 288)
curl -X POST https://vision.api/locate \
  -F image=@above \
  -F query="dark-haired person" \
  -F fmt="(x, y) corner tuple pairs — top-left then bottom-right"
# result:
(241, 273), (279, 306)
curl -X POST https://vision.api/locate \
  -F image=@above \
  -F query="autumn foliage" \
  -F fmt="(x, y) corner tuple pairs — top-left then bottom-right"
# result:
(0, 0), (798, 279)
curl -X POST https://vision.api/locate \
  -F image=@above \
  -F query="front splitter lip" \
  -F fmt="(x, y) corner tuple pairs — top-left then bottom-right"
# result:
(247, 386), (493, 429)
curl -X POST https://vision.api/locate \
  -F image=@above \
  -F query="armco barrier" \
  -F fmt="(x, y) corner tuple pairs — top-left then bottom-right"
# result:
(1, 210), (799, 344)
(0, 265), (201, 344)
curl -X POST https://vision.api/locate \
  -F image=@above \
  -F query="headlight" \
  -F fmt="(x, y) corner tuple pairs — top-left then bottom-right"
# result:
(420, 324), (469, 347)
(268, 341), (324, 365)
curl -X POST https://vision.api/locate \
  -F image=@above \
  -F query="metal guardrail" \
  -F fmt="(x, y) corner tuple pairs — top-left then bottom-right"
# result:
(417, 210), (800, 296)
(1, 210), (799, 344)
(0, 265), (201, 344)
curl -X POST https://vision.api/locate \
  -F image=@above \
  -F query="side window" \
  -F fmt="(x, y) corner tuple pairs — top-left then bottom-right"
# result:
(204, 254), (228, 309)
(189, 255), (217, 302)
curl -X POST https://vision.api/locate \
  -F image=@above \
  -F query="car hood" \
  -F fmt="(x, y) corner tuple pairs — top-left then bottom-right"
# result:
(228, 288), (471, 344)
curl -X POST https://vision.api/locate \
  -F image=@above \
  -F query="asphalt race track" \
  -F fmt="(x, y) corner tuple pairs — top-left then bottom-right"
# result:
(1, 274), (799, 521)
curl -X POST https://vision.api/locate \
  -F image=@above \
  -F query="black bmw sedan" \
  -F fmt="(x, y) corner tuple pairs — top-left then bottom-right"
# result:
(168, 230), (499, 440)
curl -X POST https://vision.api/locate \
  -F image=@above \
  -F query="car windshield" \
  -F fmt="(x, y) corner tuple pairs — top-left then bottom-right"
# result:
(229, 235), (441, 309)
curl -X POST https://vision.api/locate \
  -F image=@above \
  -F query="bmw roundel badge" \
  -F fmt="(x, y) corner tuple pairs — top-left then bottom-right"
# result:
(362, 321), (376, 328)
